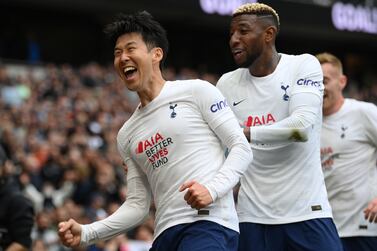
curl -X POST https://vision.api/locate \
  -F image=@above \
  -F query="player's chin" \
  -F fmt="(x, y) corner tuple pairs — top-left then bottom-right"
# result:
(233, 58), (245, 67)
(232, 53), (244, 65)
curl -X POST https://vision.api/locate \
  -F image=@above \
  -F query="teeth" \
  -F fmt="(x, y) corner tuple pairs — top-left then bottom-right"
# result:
(124, 66), (136, 73)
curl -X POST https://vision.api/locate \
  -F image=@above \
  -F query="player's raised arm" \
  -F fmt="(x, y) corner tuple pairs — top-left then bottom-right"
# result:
(58, 158), (152, 247)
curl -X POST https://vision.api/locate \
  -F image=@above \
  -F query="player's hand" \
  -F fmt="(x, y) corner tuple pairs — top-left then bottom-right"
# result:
(58, 219), (82, 247)
(243, 127), (250, 142)
(364, 198), (377, 223)
(122, 162), (128, 174)
(179, 180), (213, 210)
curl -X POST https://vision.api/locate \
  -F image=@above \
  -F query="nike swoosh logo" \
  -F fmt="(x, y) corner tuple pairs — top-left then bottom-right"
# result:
(233, 99), (245, 106)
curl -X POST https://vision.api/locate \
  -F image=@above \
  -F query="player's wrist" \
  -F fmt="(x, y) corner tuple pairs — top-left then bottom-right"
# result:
(243, 127), (250, 142)
(204, 184), (217, 202)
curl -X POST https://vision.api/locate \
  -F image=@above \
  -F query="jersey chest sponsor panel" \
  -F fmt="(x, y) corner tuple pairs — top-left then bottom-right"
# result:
(124, 82), (226, 200)
(228, 73), (291, 129)
(226, 55), (323, 132)
(321, 99), (377, 236)
(321, 105), (373, 184)
(321, 99), (377, 189)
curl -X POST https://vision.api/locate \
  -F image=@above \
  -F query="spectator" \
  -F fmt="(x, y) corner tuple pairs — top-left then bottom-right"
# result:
(0, 152), (34, 251)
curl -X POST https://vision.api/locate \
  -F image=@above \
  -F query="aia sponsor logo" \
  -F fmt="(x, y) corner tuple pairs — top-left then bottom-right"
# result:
(135, 133), (174, 170)
(320, 147), (340, 170)
(243, 113), (276, 127)
(210, 99), (228, 113)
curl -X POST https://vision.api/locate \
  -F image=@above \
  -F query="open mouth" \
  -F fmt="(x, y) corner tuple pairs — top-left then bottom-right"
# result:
(231, 49), (245, 62)
(232, 48), (243, 57)
(123, 66), (137, 80)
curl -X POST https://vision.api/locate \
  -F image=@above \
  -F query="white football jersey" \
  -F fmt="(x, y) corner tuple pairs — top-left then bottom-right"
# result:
(321, 98), (377, 237)
(217, 53), (333, 224)
(116, 79), (251, 239)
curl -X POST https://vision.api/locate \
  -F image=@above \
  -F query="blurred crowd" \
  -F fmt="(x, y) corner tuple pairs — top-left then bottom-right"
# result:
(343, 76), (377, 105)
(0, 61), (219, 251)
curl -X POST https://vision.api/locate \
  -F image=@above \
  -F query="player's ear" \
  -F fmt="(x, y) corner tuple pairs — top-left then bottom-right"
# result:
(339, 74), (347, 91)
(264, 26), (277, 43)
(152, 47), (163, 63)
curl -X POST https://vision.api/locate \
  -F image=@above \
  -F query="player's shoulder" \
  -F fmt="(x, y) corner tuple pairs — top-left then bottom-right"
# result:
(284, 53), (322, 80)
(346, 98), (377, 113)
(169, 79), (208, 85)
(217, 68), (246, 88)
(283, 53), (319, 65)
(117, 111), (138, 147)
(173, 79), (220, 99)
(344, 99), (377, 131)
(168, 79), (214, 91)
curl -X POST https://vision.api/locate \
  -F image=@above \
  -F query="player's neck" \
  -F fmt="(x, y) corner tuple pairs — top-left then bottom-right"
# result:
(324, 96), (345, 116)
(249, 49), (280, 77)
(138, 72), (166, 107)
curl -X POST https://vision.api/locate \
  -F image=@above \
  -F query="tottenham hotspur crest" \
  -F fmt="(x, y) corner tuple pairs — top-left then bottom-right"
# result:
(169, 103), (177, 118)
(340, 124), (348, 138)
(281, 83), (289, 101)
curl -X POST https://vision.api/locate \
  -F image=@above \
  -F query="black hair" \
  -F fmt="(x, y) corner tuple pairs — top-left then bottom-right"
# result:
(104, 11), (169, 69)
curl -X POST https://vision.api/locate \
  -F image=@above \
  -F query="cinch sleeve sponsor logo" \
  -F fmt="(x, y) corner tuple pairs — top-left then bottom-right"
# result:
(296, 78), (322, 88)
(135, 132), (174, 170)
(210, 99), (228, 113)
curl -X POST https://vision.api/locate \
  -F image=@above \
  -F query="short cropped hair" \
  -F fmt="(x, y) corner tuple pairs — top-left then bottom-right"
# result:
(316, 52), (343, 74)
(233, 3), (280, 32)
(104, 11), (169, 69)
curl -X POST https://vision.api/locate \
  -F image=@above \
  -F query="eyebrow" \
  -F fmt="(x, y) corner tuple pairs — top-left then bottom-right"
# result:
(232, 21), (255, 29)
(114, 41), (137, 50)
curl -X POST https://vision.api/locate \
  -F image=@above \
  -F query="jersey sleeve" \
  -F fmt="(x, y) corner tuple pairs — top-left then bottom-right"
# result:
(360, 102), (377, 147)
(80, 157), (152, 246)
(191, 80), (253, 201)
(250, 55), (323, 144)
(291, 54), (324, 97)
(216, 72), (230, 94)
(250, 92), (322, 144)
(191, 80), (234, 128)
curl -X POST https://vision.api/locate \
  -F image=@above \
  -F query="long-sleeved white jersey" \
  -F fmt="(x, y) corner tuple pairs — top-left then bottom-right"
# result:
(80, 79), (253, 245)
(217, 53), (333, 224)
(321, 98), (377, 237)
